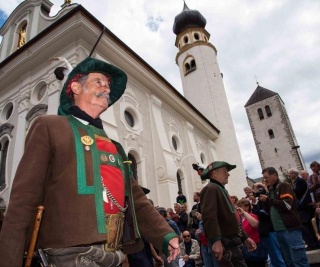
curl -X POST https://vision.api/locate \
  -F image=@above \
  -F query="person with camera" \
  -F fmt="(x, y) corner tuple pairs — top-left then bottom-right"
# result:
(259, 167), (309, 267)
(251, 182), (287, 267)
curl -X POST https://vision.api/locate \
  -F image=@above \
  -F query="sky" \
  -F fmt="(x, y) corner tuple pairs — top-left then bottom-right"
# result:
(1, 0), (320, 179)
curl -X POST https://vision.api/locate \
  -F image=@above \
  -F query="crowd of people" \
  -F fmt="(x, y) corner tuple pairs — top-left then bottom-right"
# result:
(0, 51), (319, 267)
(124, 161), (320, 267)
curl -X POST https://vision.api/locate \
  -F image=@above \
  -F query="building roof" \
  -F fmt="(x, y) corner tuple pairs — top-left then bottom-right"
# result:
(244, 85), (278, 107)
(173, 1), (206, 35)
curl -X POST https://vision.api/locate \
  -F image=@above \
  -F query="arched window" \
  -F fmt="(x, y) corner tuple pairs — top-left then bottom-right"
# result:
(190, 60), (196, 70)
(184, 57), (196, 75)
(265, 105), (272, 117)
(258, 108), (264, 120)
(184, 36), (189, 44)
(17, 22), (27, 49)
(268, 129), (275, 139)
(0, 139), (9, 189)
(194, 33), (200, 40)
(177, 172), (182, 193)
(128, 153), (138, 180)
(185, 63), (190, 73)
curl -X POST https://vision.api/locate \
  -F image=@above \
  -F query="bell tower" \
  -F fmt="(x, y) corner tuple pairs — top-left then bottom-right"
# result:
(173, 2), (247, 192)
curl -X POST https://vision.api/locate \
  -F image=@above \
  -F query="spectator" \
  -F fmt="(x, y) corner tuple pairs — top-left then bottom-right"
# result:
(230, 195), (238, 206)
(259, 167), (309, 267)
(237, 198), (267, 267)
(300, 170), (309, 182)
(178, 203), (189, 233)
(189, 192), (201, 238)
(288, 168), (318, 250)
(251, 183), (286, 267)
(200, 161), (256, 266)
(311, 202), (320, 242)
(308, 161), (320, 203)
(158, 207), (181, 267)
(176, 191), (187, 204)
(179, 230), (202, 267)
(195, 212), (218, 267)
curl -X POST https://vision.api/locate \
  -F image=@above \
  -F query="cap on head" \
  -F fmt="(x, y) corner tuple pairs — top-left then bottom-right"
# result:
(200, 161), (236, 181)
(58, 57), (127, 116)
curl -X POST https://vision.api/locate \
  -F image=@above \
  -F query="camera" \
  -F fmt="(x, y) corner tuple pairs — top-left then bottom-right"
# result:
(253, 187), (267, 197)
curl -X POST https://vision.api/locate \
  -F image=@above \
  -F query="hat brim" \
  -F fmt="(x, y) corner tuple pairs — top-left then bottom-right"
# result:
(58, 57), (127, 116)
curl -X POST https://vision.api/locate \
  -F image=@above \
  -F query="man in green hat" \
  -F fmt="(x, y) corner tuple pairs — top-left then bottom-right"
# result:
(0, 57), (179, 267)
(200, 161), (256, 267)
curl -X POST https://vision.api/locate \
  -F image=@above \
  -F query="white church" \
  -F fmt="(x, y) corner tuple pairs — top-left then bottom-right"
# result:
(0, 0), (248, 210)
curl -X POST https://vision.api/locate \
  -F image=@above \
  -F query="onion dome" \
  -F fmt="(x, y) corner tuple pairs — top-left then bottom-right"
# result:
(173, 1), (207, 35)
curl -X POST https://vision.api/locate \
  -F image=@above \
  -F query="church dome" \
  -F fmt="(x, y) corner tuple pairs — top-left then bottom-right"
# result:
(173, 2), (207, 35)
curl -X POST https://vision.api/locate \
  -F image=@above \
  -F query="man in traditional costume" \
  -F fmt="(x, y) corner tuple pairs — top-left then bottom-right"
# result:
(0, 57), (179, 267)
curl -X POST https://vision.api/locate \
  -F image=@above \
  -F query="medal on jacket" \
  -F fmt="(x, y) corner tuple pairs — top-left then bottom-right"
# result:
(81, 135), (94, 151)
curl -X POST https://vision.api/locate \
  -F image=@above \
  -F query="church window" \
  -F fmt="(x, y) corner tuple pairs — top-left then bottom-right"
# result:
(1, 102), (14, 122)
(268, 129), (275, 139)
(194, 33), (200, 40)
(128, 153), (138, 180)
(17, 22), (27, 49)
(257, 108), (264, 120)
(200, 153), (206, 164)
(177, 172), (182, 193)
(184, 36), (189, 44)
(265, 105), (272, 117)
(0, 139), (9, 189)
(124, 110), (135, 128)
(172, 136), (178, 151)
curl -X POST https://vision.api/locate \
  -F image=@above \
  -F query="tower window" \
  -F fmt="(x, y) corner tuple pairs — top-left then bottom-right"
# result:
(265, 105), (272, 117)
(268, 129), (275, 139)
(194, 33), (200, 40)
(258, 108), (264, 120)
(185, 63), (190, 73)
(184, 36), (189, 44)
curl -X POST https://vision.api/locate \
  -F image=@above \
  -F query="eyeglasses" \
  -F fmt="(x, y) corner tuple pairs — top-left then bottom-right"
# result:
(183, 235), (190, 238)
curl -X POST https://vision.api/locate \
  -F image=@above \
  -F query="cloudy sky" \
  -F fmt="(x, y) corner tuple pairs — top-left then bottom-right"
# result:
(1, 0), (319, 178)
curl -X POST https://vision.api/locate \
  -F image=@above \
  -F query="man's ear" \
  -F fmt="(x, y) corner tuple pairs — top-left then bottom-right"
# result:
(71, 81), (82, 95)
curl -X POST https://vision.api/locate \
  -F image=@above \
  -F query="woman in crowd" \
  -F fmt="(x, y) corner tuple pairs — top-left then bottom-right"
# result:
(236, 198), (268, 267)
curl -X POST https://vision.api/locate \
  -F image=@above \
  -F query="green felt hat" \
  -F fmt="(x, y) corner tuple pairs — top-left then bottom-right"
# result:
(58, 57), (127, 116)
(200, 161), (236, 180)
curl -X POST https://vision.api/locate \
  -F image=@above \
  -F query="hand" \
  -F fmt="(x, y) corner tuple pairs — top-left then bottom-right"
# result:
(236, 207), (244, 215)
(244, 238), (256, 252)
(167, 237), (180, 263)
(212, 240), (224, 261)
(259, 194), (268, 202)
(154, 255), (164, 265)
(182, 254), (190, 261)
(195, 229), (202, 235)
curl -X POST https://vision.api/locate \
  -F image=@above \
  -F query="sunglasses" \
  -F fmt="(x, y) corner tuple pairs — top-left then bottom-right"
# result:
(183, 235), (191, 238)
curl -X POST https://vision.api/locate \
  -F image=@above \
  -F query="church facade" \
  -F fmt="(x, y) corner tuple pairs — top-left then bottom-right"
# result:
(0, 0), (247, 210)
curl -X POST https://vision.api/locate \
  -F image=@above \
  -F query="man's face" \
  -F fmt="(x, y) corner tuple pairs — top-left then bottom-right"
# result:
(182, 231), (191, 243)
(263, 171), (278, 187)
(211, 167), (230, 185)
(311, 165), (319, 173)
(300, 171), (309, 180)
(73, 73), (111, 117)
(288, 171), (297, 180)
(193, 194), (199, 202)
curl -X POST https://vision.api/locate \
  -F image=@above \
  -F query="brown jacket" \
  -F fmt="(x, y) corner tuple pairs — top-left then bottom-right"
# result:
(0, 115), (176, 267)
